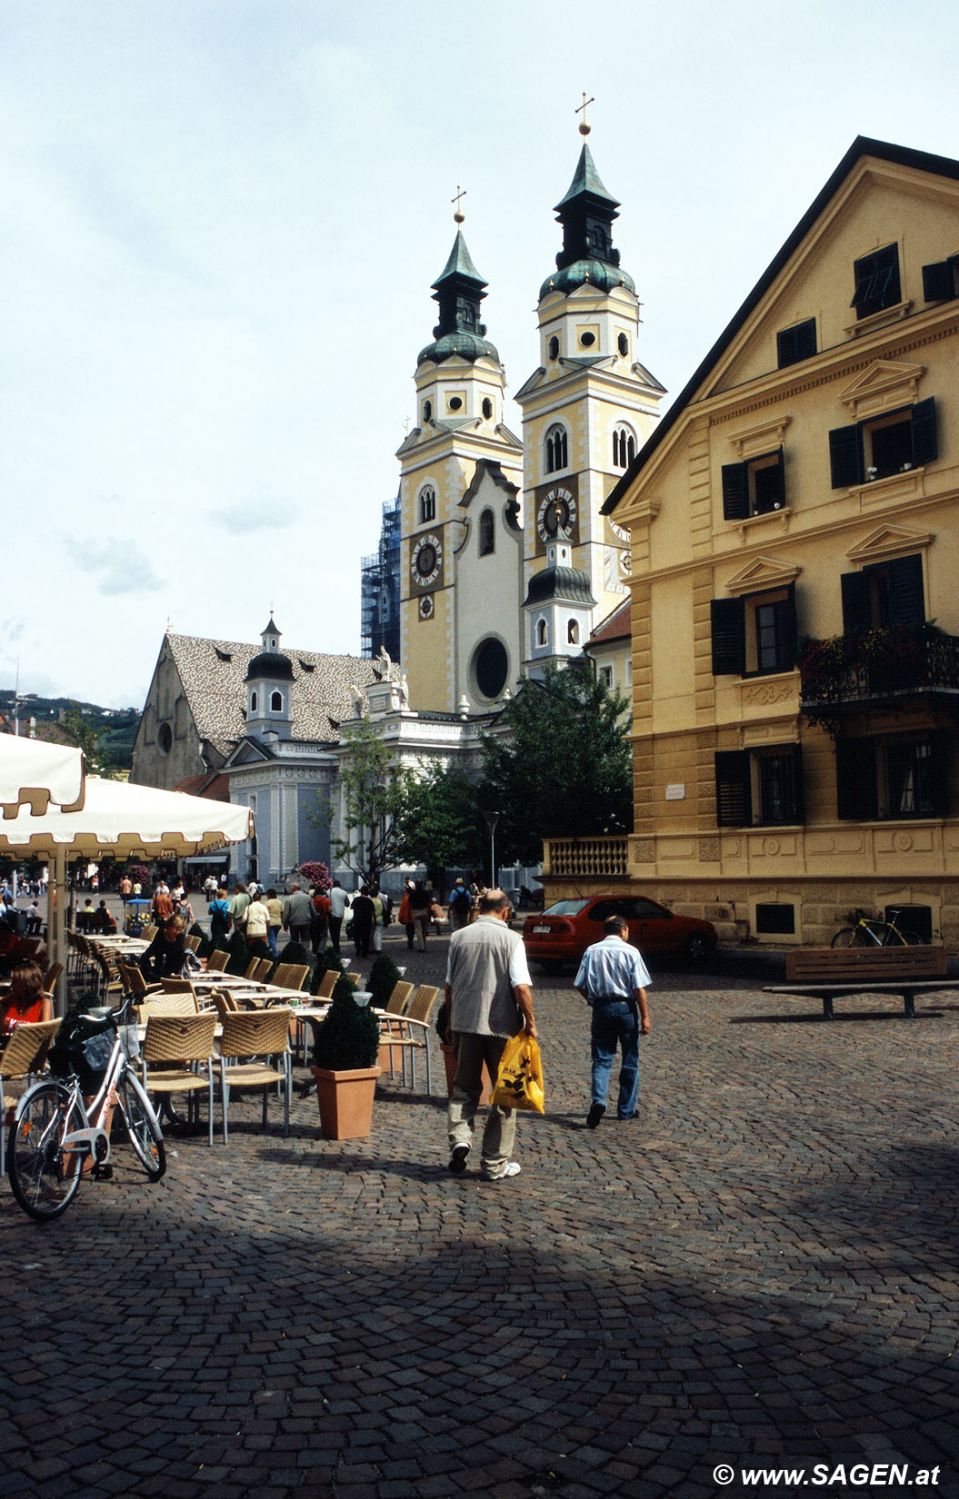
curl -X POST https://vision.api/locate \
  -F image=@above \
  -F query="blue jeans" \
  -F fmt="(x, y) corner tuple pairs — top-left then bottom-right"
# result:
(590, 1000), (640, 1118)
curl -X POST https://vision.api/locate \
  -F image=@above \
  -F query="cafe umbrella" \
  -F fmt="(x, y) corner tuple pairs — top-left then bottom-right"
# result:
(0, 777), (253, 1008)
(0, 736), (85, 818)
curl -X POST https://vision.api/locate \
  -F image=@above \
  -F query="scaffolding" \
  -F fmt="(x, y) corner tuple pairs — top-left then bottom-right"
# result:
(360, 495), (402, 661)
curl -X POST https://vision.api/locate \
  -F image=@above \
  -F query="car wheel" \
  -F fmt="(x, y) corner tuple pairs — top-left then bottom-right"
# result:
(685, 933), (709, 963)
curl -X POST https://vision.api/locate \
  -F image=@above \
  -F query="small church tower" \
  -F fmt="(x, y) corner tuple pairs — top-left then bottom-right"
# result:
(243, 616), (294, 742)
(517, 107), (665, 632)
(397, 195), (524, 714)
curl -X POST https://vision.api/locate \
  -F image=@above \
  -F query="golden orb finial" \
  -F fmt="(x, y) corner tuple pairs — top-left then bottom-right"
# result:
(576, 91), (595, 136)
(452, 184), (466, 224)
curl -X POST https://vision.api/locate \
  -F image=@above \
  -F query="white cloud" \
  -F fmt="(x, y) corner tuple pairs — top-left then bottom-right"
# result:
(67, 540), (163, 597)
(210, 501), (299, 534)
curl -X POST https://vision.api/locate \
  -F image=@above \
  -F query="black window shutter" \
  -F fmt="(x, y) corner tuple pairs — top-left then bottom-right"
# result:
(836, 739), (877, 820)
(922, 261), (955, 301)
(721, 462), (749, 520)
(715, 750), (751, 827)
(786, 743), (805, 823)
(929, 732), (950, 817)
(841, 571), (871, 634)
(829, 424), (863, 487)
(779, 584), (798, 671)
(910, 398), (938, 467)
(888, 554), (925, 628)
(777, 318), (817, 368)
(710, 598), (746, 675)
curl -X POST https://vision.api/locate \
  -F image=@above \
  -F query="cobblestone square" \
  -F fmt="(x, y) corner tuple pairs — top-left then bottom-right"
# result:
(3, 937), (957, 1498)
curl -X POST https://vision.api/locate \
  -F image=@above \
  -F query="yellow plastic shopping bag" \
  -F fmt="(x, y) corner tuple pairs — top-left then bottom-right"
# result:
(490, 1031), (545, 1115)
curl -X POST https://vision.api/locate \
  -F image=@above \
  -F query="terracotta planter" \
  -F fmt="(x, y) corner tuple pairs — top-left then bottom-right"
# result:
(311, 1065), (380, 1140)
(441, 1044), (491, 1105)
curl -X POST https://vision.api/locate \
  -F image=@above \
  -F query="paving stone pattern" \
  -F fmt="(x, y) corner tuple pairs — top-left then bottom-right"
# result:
(3, 938), (958, 1498)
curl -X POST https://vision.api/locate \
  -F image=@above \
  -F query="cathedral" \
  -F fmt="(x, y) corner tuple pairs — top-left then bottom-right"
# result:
(391, 126), (664, 715)
(132, 127), (665, 889)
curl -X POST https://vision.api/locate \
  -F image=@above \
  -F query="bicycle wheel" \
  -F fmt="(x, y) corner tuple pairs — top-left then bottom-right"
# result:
(831, 927), (862, 948)
(8, 1082), (85, 1222)
(116, 1072), (166, 1181)
(901, 930), (926, 946)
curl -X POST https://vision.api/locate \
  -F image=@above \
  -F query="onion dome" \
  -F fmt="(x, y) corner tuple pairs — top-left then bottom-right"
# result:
(417, 229), (500, 366)
(524, 565), (596, 608)
(244, 650), (294, 684)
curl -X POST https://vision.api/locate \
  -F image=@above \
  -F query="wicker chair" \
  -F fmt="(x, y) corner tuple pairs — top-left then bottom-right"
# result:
(314, 969), (340, 1000)
(253, 958), (274, 983)
(208, 989), (240, 1021)
(217, 1009), (293, 1142)
(381, 984), (441, 1095)
(140, 1013), (218, 1146)
(0, 1019), (61, 1174)
(184, 934), (202, 954)
(206, 949), (230, 973)
(136, 993), (199, 1021)
(43, 961), (63, 994)
(273, 963), (310, 993)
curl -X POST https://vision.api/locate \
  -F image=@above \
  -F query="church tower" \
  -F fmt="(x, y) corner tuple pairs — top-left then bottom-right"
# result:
(398, 203), (524, 714)
(243, 615), (294, 743)
(516, 116), (665, 647)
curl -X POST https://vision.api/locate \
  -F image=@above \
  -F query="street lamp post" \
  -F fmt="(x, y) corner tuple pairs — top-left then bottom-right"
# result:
(482, 810), (501, 889)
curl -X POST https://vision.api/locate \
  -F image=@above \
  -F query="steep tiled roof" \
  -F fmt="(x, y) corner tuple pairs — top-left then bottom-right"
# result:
(588, 599), (631, 646)
(165, 633), (380, 755)
(174, 771), (232, 802)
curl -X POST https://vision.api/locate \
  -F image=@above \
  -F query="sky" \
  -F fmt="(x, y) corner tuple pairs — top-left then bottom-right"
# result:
(2, 0), (957, 710)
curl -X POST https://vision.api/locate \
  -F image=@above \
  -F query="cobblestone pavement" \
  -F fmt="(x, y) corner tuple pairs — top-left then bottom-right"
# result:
(3, 934), (958, 1499)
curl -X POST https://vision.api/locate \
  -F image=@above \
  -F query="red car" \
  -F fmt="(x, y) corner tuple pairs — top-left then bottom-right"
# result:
(522, 895), (717, 970)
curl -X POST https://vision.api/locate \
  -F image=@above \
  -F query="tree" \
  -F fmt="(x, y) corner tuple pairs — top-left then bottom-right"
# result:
(328, 718), (412, 886)
(479, 667), (632, 866)
(59, 708), (120, 777)
(392, 762), (485, 880)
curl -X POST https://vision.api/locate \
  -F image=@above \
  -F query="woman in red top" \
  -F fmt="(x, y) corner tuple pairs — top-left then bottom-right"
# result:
(1, 962), (54, 1039)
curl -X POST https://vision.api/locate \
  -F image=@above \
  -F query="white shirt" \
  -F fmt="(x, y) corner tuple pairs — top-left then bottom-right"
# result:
(445, 923), (532, 989)
(575, 936), (651, 1001)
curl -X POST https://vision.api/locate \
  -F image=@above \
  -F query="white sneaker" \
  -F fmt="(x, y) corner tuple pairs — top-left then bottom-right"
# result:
(484, 1161), (521, 1181)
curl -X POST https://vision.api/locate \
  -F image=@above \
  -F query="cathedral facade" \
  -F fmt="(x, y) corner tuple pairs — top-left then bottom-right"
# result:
(391, 134), (665, 715)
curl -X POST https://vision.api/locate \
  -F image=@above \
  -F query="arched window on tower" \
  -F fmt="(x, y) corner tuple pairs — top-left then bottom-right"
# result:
(270, 691), (283, 713)
(545, 424), (568, 474)
(419, 485), (436, 523)
(567, 620), (580, 646)
(612, 424), (637, 469)
(479, 508), (495, 556)
(536, 619), (548, 647)
(250, 691), (258, 713)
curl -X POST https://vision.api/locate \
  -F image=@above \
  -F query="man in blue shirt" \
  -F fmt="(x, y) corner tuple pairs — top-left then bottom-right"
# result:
(575, 914), (652, 1127)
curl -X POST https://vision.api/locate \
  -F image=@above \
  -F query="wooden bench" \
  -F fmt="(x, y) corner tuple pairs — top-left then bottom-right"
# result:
(763, 944), (958, 1019)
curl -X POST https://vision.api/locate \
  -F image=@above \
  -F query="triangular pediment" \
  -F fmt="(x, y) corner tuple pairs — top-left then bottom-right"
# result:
(847, 524), (933, 563)
(840, 358), (925, 417)
(223, 737), (273, 769)
(724, 555), (801, 596)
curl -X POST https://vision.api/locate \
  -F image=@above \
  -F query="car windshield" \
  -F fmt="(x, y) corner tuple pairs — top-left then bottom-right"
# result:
(543, 900), (590, 916)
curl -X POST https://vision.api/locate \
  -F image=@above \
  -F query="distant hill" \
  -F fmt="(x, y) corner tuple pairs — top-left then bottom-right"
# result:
(0, 692), (140, 772)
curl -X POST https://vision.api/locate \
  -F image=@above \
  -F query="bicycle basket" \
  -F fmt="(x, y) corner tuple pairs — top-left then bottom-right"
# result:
(47, 1010), (116, 1091)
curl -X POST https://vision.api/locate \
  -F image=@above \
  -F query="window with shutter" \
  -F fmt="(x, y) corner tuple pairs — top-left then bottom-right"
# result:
(851, 243), (901, 319)
(748, 586), (798, 674)
(841, 555), (924, 633)
(831, 400), (937, 486)
(910, 398), (938, 467)
(776, 318), (817, 368)
(840, 571), (871, 634)
(722, 450), (785, 519)
(715, 745), (803, 826)
(922, 257), (959, 302)
(879, 735), (947, 818)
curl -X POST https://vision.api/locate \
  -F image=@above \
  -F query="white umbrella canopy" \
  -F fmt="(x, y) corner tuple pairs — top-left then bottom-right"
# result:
(0, 736), (85, 818)
(0, 776), (252, 857)
(0, 777), (253, 1008)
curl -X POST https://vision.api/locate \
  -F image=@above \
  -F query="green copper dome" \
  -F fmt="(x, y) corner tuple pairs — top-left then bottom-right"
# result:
(524, 565), (596, 608)
(417, 329), (501, 366)
(539, 258), (636, 302)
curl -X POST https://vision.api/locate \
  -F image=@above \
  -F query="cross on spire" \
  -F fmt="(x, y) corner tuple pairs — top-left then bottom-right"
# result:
(575, 91), (595, 137)
(451, 184), (467, 224)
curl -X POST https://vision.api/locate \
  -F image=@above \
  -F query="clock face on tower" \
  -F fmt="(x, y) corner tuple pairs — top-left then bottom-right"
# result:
(537, 486), (578, 543)
(411, 533), (443, 588)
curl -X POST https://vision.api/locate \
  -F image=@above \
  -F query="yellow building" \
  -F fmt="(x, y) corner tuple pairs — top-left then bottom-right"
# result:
(546, 136), (959, 947)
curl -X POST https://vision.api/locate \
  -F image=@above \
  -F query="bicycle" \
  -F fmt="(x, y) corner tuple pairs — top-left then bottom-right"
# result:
(830, 907), (925, 949)
(7, 996), (165, 1222)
